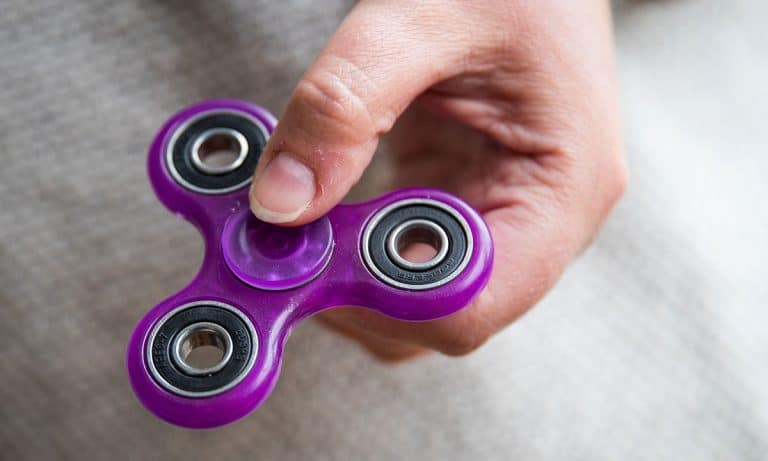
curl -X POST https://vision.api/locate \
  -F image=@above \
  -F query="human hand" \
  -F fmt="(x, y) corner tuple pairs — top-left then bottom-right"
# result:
(249, 0), (626, 360)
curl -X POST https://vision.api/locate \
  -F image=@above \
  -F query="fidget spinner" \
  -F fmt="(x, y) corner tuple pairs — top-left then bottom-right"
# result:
(126, 99), (494, 428)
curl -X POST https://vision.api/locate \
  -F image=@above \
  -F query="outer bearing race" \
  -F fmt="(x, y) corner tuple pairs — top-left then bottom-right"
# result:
(165, 110), (268, 194)
(146, 301), (258, 398)
(361, 199), (473, 290)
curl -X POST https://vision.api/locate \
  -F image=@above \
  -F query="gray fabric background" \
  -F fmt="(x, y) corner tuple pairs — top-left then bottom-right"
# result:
(0, 1), (766, 459)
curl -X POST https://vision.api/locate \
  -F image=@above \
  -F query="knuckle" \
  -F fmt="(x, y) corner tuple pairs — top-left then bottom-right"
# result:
(438, 328), (491, 357)
(294, 66), (375, 141)
(604, 155), (628, 207)
(295, 76), (358, 125)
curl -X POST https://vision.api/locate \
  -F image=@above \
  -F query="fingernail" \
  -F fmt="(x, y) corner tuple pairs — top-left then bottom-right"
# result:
(250, 153), (315, 223)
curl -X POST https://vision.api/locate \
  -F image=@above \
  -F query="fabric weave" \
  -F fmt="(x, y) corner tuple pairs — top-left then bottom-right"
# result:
(0, 1), (765, 459)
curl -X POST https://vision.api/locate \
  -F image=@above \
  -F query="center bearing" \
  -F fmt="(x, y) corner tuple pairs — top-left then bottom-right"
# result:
(146, 301), (258, 398)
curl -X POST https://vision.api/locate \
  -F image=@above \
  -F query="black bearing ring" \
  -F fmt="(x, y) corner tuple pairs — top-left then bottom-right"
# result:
(166, 111), (268, 194)
(147, 302), (257, 397)
(362, 199), (473, 290)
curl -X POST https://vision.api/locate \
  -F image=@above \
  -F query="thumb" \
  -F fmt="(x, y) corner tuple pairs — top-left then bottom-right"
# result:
(249, 1), (465, 224)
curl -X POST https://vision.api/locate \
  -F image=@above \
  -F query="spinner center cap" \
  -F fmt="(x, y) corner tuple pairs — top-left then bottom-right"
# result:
(222, 210), (334, 290)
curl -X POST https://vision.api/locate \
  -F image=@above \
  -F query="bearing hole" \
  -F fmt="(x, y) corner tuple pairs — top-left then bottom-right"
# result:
(174, 323), (233, 375)
(198, 134), (240, 168)
(191, 128), (248, 175)
(396, 226), (442, 263)
(181, 328), (226, 370)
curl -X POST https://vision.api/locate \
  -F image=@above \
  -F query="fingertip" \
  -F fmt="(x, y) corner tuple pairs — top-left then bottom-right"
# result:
(249, 152), (315, 224)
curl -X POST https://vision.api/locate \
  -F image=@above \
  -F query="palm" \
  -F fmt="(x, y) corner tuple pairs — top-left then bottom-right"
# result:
(262, 0), (624, 360)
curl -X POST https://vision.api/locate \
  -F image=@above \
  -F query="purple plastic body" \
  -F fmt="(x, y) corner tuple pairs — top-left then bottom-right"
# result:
(126, 99), (494, 428)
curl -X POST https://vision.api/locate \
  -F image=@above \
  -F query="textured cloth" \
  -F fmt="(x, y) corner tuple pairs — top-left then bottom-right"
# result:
(0, 1), (766, 459)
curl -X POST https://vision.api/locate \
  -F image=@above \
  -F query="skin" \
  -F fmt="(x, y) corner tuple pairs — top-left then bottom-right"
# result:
(249, 0), (627, 360)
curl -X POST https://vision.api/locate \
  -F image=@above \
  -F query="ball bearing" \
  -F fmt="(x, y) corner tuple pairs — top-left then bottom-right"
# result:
(146, 301), (258, 398)
(361, 198), (473, 290)
(165, 110), (268, 194)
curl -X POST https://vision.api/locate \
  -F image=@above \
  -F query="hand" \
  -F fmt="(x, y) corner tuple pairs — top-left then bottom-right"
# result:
(248, 0), (626, 360)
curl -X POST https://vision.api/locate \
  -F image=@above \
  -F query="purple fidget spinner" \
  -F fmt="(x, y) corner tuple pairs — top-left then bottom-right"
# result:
(126, 99), (494, 428)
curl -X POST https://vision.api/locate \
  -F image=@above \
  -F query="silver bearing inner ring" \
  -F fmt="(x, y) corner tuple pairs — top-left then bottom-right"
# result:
(386, 218), (450, 271)
(171, 321), (233, 376)
(190, 127), (249, 175)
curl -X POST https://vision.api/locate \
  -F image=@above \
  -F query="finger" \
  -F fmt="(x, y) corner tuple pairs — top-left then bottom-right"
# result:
(248, 1), (475, 225)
